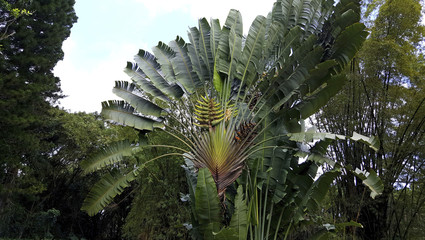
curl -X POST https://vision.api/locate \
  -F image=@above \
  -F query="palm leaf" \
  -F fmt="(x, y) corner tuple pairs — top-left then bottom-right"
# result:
(152, 41), (177, 83)
(330, 22), (368, 72)
(210, 18), (221, 57)
(134, 50), (184, 98)
(290, 74), (348, 119)
(124, 62), (170, 102)
(225, 9), (243, 85)
(195, 168), (221, 237)
(81, 168), (140, 216)
(101, 100), (164, 131)
(197, 18), (214, 81)
(188, 26), (210, 83)
(229, 185), (248, 240)
(112, 81), (166, 117)
(81, 140), (135, 174)
(237, 15), (266, 87)
(169, 36), (202, 94)
(352, 168), (384, 199)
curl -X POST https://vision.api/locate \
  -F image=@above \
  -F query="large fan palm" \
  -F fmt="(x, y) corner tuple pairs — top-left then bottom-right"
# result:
(81, 0), (379, 227)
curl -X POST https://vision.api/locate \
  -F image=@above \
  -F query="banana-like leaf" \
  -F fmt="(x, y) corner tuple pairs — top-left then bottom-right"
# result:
(351, 132), (380, 152)
(188, 26), (210, 83)
(197, 18), (214, 80)
(330, 22), (368, 72)
(352, 168), (384, 199)
(291, 73), (348, 119)
(271, 46), (323, 112)
(124, 62), (169, 102)
(101, 100), (164, 131)
(301, 0), (325, 37)
(152, 41), (177, 83)
(299, 60), (338, 97)
(210, 18), (221, 57)
(261, 17), (284, 69)
(237, 15), (266, 87)
(275, 26), (303, 67)
(333, 9), (360, 33)
(112, 81), (167, 117)
(306, 170), (341, 211)
(80, 140), (135, 174)
(81, 168), (140, 216)
(224, 9), (243, 34)
(214, 25), (230, 94)
(229, 185), (248, 240)
(134, 50), (184, 98)
(287, 130), (380, 152)
(213, 186), (247, 239)
(221, 9), (243, 87)
(195, 168), (221, 237)
(169, 36), (202, 94)
(277, 0), (295, 32)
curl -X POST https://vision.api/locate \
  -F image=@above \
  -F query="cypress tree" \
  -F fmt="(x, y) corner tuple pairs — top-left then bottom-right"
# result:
(0, 0), (77, 237)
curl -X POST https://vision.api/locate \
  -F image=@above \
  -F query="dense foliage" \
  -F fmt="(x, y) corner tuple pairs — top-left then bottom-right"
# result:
(81, 0), (383, 239)
(315, 0), (425, 239)
(0, 0), (77, 238)
(0, 0), (423, 239)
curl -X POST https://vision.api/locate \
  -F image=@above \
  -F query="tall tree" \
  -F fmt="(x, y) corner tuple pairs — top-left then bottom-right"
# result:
(315, 0), (425, 239)
(0, 0), (77, 237)
(81, 0), (382, 239)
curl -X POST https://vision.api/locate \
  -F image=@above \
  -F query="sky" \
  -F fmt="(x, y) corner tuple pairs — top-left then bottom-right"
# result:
(53, 0), (276, 113)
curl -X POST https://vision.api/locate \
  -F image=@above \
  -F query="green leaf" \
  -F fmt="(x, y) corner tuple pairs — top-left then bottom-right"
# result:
(288, 130), (379, 153)
(215, 26), (230, 96)
(124, 62), (169, 102)
(352, 168), (384, 199)
(221, 9), (243, 85)
(351, 131), (380, 152)
(80, 140), (135, 174)
(195, 168), (221, 238)
(169, 36), (202, 94)
(331, 22), (368, 72)
(134, 50), (184, 98)
(188, 26), (208, 84)
(306, 170), (341, 211)
(197, 18), (214, 80)
(152, 41), (177, 83)
(112, 81), (166, 117)
(271, 45), (323, 112)
(210, 18), (221, 56)
(237, 15), (266, 87)
(229, 185), (248, 240)
(213, 64), (223, 94)
(300, 60), (338, 97)
(212, 186), (248, 240)
(101, 100), (164, 131)
(335, 220), (363, 229)
(81, 168), (141, 216)
(292, 73), (348, 119)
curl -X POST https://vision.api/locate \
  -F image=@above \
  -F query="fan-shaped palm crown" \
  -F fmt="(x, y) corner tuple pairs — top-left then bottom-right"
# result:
(81, 0), (369, 216)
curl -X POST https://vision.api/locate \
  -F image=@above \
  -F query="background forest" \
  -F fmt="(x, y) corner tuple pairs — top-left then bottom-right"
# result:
(0, 0), (424, 239)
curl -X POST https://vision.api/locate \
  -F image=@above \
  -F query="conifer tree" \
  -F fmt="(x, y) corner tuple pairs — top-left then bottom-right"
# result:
(0, 0), (77, 237)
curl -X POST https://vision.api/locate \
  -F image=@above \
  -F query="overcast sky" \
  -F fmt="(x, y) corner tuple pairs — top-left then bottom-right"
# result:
(53, 0), (276, 113)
